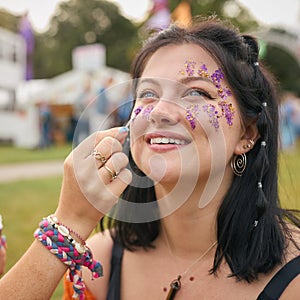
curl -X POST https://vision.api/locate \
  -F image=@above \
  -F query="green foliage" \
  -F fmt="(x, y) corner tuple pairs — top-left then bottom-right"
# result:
(168, 0), (258, 31)
(0, 144), (71, 165)
(34, 0), (138, 78)
(0, 9), (20, 32)
(263, 46), (300, 96)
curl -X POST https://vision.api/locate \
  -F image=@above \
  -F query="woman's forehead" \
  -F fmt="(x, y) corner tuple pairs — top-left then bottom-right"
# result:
(141, 43), (219, 78)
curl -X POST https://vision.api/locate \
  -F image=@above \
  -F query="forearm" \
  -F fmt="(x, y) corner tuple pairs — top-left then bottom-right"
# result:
(0, 240), (67, 299)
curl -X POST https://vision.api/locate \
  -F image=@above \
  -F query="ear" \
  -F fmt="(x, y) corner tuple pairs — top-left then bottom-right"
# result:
(234, 118), (260, 155)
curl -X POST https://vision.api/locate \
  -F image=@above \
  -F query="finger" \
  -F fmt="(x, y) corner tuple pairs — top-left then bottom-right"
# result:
(106, 168), (132, 198)
(92, 136), (123, 168)
(72, 127), (128, 159)
(99, 152), (129, 184)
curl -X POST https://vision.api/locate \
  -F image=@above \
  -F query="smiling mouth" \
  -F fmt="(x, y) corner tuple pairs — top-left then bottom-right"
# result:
(149, 137), (188, 145)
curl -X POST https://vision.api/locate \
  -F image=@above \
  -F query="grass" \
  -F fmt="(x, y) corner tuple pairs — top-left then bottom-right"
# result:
(0, 143), (72, 165)
(0, 145), (299, 299)
(0, 176), (64, 299)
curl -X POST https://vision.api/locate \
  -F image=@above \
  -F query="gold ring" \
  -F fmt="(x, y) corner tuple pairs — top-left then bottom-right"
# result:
(91, 149), (106, 164)
(104, 165), (119, 181)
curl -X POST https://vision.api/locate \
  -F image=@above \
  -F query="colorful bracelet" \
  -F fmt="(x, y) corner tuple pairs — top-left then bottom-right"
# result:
(48, 215), (86, 245)
(34, 217), (103, 299)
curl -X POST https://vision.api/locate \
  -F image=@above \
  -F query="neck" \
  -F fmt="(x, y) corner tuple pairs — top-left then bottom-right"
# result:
(155, 168), (233, 258)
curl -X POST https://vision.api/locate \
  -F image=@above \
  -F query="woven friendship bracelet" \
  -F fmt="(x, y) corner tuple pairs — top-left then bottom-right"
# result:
(34, 217), (103, 299)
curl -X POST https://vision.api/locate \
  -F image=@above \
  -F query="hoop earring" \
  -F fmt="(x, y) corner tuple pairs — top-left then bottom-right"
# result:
(231, 153), (247, 176)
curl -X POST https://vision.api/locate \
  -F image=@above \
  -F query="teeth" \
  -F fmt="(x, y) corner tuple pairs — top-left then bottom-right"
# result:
(150, 137), (186, 145)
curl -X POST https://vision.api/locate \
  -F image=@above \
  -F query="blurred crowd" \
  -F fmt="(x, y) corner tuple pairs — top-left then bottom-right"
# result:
(279, 91), (300, 151)
(36, 76), (133, 148)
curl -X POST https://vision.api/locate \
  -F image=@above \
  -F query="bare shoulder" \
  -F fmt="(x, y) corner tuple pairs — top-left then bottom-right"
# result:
(82, 229), (114, 300)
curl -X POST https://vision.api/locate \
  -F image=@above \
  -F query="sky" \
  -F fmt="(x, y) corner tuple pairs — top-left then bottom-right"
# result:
(0, 0), (299, 32)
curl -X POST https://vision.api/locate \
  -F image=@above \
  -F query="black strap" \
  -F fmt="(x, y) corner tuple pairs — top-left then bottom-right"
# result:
(257, 256), (300, 300)
(106, 241), (124, 300)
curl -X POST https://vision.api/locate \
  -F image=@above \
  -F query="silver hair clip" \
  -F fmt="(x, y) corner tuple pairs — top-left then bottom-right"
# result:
(262, 102), (267, 107)
(253, 62), (259, 67)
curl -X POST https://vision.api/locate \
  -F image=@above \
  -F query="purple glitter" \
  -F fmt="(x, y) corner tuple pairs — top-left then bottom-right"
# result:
(142, 105), (154, 120)
(185, 104), (200, 130)
(218, 101), (235, 126)
(133, 105), (143, 117)
(202, 104), (221, 130)
(185, 60), (196, 76)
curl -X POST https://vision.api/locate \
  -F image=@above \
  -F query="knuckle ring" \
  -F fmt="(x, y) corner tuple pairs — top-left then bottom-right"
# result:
(104, 165), (119, 181)
(91, 149), (107, 164)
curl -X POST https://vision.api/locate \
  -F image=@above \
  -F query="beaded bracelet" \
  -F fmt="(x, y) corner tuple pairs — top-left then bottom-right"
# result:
(34, 217), (103, 299)
(48, 215), (86, 245)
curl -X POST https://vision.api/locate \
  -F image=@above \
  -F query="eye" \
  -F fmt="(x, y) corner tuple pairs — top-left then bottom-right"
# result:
(185, 88), (215, 100)
(137, 90), (158, 99)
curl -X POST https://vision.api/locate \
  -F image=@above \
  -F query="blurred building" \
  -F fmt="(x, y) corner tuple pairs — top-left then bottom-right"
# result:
(0, 27), (26, 110)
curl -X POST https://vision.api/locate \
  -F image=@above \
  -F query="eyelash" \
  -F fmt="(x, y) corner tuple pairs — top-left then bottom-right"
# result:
(137, 88), (215, 101)
(137, 90), (158, 100)
(185, 88), (215, 100)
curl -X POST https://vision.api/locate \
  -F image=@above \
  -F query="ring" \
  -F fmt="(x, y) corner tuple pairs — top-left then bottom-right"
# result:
(91, 149), (106, 164)
(104, 165), (119, 181)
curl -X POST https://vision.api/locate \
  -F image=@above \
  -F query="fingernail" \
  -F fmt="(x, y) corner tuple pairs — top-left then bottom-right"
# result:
(118, 127), (129, 133)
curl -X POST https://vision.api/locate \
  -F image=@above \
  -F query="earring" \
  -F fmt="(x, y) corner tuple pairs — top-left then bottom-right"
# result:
(231, 153), (247, 176)
(243, 139), (255, 149)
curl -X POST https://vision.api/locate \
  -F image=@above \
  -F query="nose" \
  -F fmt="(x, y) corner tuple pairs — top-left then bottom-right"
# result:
(149, 99), (179, 127)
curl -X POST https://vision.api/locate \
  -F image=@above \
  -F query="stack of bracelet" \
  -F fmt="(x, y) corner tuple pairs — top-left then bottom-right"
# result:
(34, 215), (103, 300)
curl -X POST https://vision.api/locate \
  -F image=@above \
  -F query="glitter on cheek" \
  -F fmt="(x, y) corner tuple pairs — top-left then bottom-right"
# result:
(218, 101), (235, 126)
(202, 103), (221, 130)
(142, 105), (154, 120)
(185, 104), (201, 130)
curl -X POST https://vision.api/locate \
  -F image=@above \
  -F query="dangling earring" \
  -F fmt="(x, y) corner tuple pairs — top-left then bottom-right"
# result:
(231, 153), (247, 176)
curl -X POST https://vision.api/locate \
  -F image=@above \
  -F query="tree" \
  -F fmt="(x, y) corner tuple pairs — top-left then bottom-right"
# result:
(33, 0), (138, 78)
(0, 9), (20, 33)
(168, 0), (258, 31)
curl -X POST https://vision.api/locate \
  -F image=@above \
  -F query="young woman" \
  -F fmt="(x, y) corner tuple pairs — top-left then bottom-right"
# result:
(1, 17), (300, 300)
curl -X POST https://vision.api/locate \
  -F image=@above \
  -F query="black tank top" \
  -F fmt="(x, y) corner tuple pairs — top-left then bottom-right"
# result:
(106, 241), (300, 300)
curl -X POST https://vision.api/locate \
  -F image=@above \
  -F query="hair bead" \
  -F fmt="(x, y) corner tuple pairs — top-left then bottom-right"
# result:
(261, 141), (266, 147)
(253, 62), (259, 67)
(262, 102), (267, 107)
(257, 182), (262, 189)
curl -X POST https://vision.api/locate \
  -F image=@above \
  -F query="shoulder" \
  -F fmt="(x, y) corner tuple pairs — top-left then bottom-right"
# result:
(82, 229), (114, 300)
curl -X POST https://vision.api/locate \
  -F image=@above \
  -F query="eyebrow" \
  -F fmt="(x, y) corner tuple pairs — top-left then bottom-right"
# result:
(179, 76), (214, 86)
(137, 76), (214, 89)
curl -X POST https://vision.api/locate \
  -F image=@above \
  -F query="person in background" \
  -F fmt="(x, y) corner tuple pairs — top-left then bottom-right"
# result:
(73, 78), (96, 146)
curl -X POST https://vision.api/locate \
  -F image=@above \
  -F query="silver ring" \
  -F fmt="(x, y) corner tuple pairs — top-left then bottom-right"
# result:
(104, 165), (119, 181)
(91, 149), (107, 164)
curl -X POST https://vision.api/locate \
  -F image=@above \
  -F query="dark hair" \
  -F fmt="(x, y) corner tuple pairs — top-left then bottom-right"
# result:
(104, 17), (300, 282)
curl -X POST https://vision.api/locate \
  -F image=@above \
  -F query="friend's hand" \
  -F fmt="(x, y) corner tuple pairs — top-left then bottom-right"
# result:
(55, 127), (132, 239)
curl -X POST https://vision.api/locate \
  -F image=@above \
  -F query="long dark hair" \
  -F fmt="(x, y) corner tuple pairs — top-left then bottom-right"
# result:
(104, 17), (300, 282)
